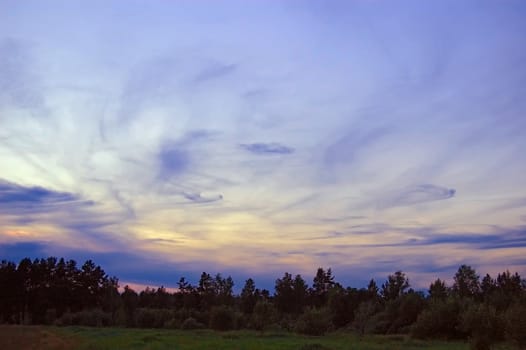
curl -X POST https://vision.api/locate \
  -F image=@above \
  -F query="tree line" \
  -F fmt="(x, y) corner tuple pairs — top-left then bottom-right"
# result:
(1, 257), (525, 349)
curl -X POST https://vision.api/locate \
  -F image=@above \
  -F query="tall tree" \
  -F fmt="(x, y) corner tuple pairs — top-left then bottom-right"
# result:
(78, 260), (108, 310)
(101, 276), (121, 323)
(198, 272), (215, 310)
(240, 278), (257, 314)
(177, 277), (198, 309)
(293, 274), (308, 313)
(274, 272), (307, 314)
(452, 265), (480, 299)
(0, 260), (18, 323)
(121, 285), (138, 327)
(311, 267), (335, 307)
(367, 279), (379, 300)
(429, 278), (448, 300)
(381, 271), (409, 301)
(481, 274), (496, 298)
(214, 274), (234, 306)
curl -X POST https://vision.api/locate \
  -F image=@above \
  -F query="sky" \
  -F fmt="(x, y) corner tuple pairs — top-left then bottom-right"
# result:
(1, 0), (526, 291)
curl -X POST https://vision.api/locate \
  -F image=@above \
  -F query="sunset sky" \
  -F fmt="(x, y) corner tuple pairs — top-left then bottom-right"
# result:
(1, 0), (525, 291)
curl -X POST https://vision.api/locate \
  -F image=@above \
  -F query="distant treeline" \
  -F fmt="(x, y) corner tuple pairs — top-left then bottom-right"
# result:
(1, 258), (526, 349)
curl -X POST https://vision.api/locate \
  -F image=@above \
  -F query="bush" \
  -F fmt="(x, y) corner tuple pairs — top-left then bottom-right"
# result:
(251, 300), (277, 331)
(163, 318), (180, 329)
(135, 308), (173, 328)
(504, 302), (526, 349)
(58, 309), (112, 327)
(54, 311), (73, 326)
(114, 307), (127, 327)
(294, 308), (332, 336)
(181, 317), (205, 330)
(352, 301), (380, 336)
(45, 309), (57, 325)
(209, 305), (236, 331)
(461, 303), (503, 350)
(411, 299), (463, 340)
(389, 292), (426, 333)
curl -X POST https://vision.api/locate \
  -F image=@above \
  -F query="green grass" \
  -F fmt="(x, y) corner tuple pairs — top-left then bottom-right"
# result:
(0, 326), (516, 350)
(57, 328), (468, 350)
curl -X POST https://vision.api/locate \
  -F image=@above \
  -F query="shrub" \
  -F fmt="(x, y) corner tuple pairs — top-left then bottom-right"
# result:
(44, 309), (57, 325)
(294, 308), (332, 336)
(461, 303), (503, 350)
(54, 311), (73, 326)
(352, 301), (380, 336)
(411, 299), (463, 340)
(163, 318), (180, 329)
(504, 302), (526, 349)
(209, 305), (236, 331)
(251, 300), (277, 331)
(181, 317), (205, 330)
(135, 308), (173, 328)
(114, 307), (127, 327)
(389, 292), (426, 333)
(65, 309), (112, 327)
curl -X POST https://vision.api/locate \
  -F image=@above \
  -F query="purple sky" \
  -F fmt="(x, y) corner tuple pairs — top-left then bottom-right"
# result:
(1, 0), (526, 291)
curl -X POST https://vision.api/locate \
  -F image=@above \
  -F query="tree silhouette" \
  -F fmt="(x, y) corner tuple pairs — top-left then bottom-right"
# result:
(274, 272), (307, 314)
(381, 271), (409, 301)
(429, 278), (448, 301)
(0, 255), (525, 342)
(452, 264), (480, 299)
(240, 278), (257, 315)
(311, 267), (335, 307)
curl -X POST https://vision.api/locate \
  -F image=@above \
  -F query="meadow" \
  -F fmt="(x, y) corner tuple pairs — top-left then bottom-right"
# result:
(0, 325), (516, 350)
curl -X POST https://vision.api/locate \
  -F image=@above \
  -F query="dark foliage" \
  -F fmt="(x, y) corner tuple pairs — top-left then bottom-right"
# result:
(411, 298), (464, 340)
(460, 303), (504, 350)
(209, 305), (237, 331)
(1, 256), (525, 346)
(294, 307), (332, 336)
(180, 317), (205, 330)
(504, 300), (526, 349)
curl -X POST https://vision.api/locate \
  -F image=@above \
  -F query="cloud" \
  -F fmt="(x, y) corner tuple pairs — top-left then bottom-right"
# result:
(157, 131), (219, 181)
(324, 126), (390, 166)
(380, 184), (455, 208)
(420, 229), (526, 250)
(0, 179), (93, 214)
(0, 38), (43, 110)
(328, 224), (526, 251)
(0, 241), (48, 260)
(240, 142), (294, 155)
(0, 179), (127, 252)
(182, 192), (223, 204)
(116, 56), (181, 123)
(194, 62), (238, 83)
(158, 143), (190, 180)
(493, 197), (526, 211)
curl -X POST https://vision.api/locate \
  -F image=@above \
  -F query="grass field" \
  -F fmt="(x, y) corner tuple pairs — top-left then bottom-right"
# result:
(0, 325), (515, 350)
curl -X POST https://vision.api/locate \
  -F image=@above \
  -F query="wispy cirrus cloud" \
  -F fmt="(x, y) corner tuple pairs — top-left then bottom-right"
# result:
(379, 184), (456, 209)
(194, 62), (238, 83)
(0, 179), (126, 252)
(0, 179), (93, 214)
(0, 38), (44, 110)
(323, 126), (391, 167)
(182, 192), (223, 204)
(240, 142), (294, 155)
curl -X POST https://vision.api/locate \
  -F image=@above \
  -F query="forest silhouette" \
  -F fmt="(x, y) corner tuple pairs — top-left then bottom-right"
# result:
(1, 257), (525, 349)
